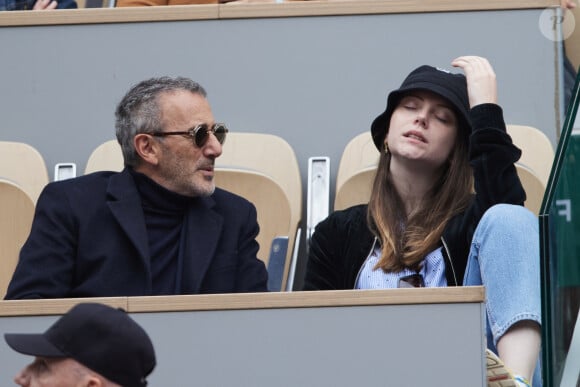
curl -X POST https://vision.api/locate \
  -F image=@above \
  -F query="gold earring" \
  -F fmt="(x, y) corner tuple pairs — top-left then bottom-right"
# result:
(384, 143), (390, 154)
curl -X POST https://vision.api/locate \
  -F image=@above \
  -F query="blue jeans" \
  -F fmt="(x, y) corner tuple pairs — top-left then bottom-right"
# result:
(463, 204), (542, 386)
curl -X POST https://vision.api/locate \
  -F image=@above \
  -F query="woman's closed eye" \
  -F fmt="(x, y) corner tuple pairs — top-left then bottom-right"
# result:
(399, 96), (420, 110)
(402, 99), (419, 110)
(434, 110), (454, 124)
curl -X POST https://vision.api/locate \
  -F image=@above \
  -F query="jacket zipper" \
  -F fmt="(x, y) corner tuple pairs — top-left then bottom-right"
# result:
(353, 237), (378, 288)
(355, 237), (457, 287)
(440, 236), (458, 286)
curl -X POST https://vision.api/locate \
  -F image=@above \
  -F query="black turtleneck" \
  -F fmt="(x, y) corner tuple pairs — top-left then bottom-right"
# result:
(130, 169), (192, 295)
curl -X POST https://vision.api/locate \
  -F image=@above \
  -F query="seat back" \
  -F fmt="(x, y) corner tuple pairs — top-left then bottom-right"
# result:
(335, 130), (550, 215)
(0, 141), (49, 204)
(85, 140), (124, 174)
(515, 164), (545, 216)
(0, 179), (35, 299)
(216, 132), (302, 291)
(506, 125), (555, 186)
(335, 132), (379, 208)
(214, 169), (291, 268)
(334, 132), (378, 211)
(334, 167), (376, 211)
(84, 133), (302, 291)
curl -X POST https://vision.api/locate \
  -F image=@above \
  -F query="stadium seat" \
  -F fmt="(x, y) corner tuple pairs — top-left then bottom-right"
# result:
(85, 140), (124, 174)
(507, 124), (555, 186)
(0, 141), (49, 204)
(215, 132), (302, 291)
(0, 179), (35, 299)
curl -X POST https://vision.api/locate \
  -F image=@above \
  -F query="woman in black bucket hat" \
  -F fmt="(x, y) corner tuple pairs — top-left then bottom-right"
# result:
(304, 56), (541, 387)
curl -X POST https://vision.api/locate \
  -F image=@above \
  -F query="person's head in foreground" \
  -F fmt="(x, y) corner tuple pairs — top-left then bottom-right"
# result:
(4, 302), (156, 387)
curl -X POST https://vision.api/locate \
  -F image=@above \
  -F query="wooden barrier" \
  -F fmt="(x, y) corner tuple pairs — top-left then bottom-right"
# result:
(0, 288), (486, 386)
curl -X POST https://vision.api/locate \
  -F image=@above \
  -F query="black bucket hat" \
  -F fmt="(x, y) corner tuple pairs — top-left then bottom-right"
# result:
(370, 65), (471, 151)
(4, 303), (156, 387)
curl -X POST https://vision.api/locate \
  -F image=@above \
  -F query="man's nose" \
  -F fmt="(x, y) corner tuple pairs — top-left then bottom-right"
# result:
(14, 366), (30, 386)
(203, 131), (223, 158)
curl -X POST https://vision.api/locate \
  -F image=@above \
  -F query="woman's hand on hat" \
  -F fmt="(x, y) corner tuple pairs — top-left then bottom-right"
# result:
(451, 56), (497, 108)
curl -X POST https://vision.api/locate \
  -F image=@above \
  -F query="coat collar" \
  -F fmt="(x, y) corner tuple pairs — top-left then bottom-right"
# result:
(106, 169), (150, 274)
(105, 168), (223, 294)
(180, 194), (223, 293)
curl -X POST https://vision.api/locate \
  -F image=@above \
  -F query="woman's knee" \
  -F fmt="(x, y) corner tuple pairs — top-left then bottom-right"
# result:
(478, 204), (538, 235)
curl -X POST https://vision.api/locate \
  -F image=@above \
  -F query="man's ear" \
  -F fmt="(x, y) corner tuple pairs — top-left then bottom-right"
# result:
(84, 374), (103, 387)
(134, 133), (160, 166)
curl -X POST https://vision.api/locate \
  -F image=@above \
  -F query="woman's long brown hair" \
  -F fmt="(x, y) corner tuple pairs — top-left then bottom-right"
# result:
(366, 125), (473, 273)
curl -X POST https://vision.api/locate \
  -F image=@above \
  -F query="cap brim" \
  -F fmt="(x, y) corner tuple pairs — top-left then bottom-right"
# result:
(370, 110), (390, 151)
(4, 334), (66, 357)
(370, 89), (408, 151)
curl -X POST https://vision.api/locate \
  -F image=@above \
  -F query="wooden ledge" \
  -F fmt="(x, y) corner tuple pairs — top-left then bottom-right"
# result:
(0, 0), (559, 27)
(0, 5), (218, 26)
(0, 297), (127, 317)
(218, 0), (559, 19)
(0, 286), (484, 316)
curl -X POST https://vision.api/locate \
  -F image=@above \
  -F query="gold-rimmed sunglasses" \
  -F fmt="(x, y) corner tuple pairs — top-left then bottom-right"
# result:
(149, 123), (228, 148)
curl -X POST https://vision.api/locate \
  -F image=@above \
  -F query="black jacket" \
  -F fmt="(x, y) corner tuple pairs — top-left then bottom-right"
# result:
(6, 168), (268, 299)
(304, 104), (525, 290)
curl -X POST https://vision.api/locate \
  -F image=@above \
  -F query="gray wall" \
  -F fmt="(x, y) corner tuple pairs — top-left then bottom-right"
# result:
(0, 8), (560, 288)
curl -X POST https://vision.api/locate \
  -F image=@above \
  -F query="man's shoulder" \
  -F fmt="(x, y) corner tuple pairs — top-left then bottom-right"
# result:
(42, 170), (121, 198)
(74, 170), (119, 182)
(211, 187), (253, 206)
(207, 188), (257, 223)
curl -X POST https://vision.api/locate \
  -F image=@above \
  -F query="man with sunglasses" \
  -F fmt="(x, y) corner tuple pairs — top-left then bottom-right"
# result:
(5, 76), (268, 299)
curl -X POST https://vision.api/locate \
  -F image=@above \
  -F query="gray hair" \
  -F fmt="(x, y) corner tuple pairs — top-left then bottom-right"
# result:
(115, 76), (207, 167)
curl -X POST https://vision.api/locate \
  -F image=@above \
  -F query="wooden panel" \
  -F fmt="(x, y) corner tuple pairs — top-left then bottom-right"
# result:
(219, 0), (559, 19)
(0, 289), (487, 386)
(127, 286), (485, 312)
(0, 0), (559, 26)
(0, 287), (484, 316)
(0, 5), (219, 26)
(0, 297), (127, 316)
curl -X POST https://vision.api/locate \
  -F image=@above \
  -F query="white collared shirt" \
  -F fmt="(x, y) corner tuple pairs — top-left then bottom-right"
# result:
(355, 241), (447, 289)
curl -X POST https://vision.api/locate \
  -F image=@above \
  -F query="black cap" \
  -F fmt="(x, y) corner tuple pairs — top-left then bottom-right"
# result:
(370, 65), (471, 151)
(4, 303), (156, 387)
